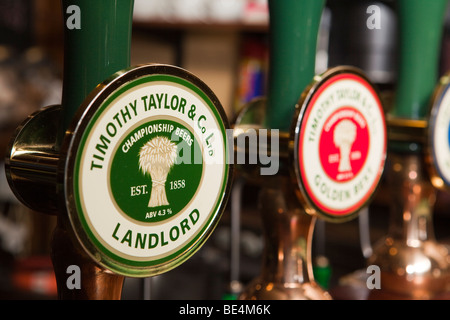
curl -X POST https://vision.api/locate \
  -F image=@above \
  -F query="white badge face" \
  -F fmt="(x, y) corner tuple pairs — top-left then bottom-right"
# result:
(64, 65), (231, 277)
(294, 69), (386, 221)
(429, 82), (450, 188)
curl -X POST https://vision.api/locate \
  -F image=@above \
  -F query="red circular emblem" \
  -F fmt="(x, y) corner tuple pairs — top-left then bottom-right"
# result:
(319, 107), (369, 182)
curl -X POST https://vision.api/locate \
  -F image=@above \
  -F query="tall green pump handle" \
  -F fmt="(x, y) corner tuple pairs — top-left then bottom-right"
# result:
(265, 0), (325, 130)
(60, 0), (134, 141)
(393, 0), (448, 119)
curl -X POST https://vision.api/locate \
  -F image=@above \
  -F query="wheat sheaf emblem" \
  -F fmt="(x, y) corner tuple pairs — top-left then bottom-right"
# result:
(139, 136), (177, 207)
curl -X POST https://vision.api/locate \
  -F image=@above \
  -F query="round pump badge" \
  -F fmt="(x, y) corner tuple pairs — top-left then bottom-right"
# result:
(62, 64), (232, 277)
(291, 67), (386, 222)
(427, 73), (450, 190)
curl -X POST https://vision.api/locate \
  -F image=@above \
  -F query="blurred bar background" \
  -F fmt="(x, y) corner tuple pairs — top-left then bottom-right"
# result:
(0, 0), (450, 300)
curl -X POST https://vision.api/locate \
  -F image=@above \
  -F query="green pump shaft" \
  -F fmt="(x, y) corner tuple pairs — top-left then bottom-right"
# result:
(60, 0), (134, 140)
(393, 0), (448, 119)
(265, 0), (324, 130)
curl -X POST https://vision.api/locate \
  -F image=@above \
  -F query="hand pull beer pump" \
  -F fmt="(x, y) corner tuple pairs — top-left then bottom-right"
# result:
(5, 1), (232, 299)
(234, 0), (387, 299)
(368, 0), (450, 300)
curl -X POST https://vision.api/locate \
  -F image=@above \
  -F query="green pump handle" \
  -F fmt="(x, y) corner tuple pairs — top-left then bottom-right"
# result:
(60, 0), (134, 140)
(52, 0), (134, 300)
(265, 0), (325, 130)
(392, 0), (448, 119)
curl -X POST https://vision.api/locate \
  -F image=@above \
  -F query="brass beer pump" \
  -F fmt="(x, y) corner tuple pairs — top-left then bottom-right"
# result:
(6, 1), (134, 299)
(5, 1), (232, 300)
(234, 0), (329, 300)
(368, 0), (450, 300)
(234, 0), (387, 300)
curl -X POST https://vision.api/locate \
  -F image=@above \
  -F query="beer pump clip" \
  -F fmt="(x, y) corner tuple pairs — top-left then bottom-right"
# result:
(234, 65), (388, 218)
(290, 66), (387, 224)
(235, 66), (388, 222)
(426, 72), (450, 192)
(6, 63), (233, 278)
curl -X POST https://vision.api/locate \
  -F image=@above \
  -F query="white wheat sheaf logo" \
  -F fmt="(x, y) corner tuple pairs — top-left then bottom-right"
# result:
(139, 136), (177, 207)
(333, 119), (357, 172)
